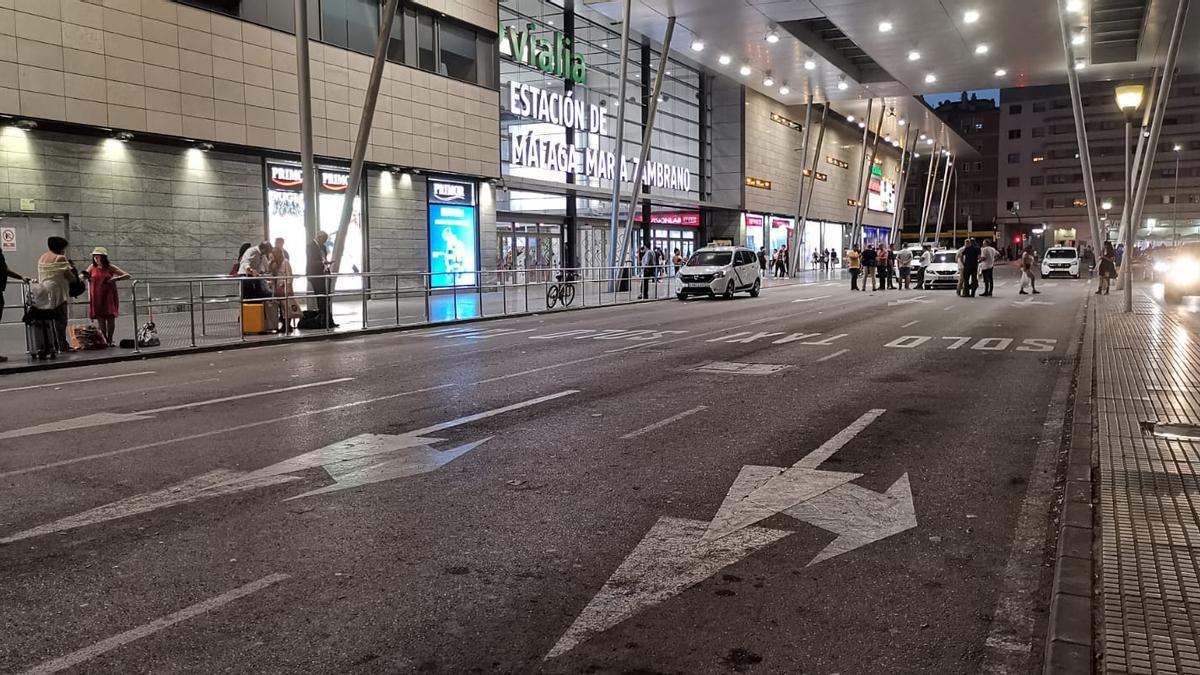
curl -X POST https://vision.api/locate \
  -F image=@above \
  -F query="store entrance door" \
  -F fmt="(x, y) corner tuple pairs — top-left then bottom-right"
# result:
(497, 223), (563, 282)
(1, 214), (68, 316)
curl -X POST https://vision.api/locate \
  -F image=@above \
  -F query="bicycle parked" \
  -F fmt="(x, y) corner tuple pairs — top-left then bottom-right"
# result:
(546, 271), (579, 309)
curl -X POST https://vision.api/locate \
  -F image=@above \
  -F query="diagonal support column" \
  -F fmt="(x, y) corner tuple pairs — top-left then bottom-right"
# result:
(918, 144), (941, 243)
(330, 0), (402, 273)
(604, 0), (635, 279)
(294, 0), (319, 243)
(932, 152), (953, 244)
(789, 95), (814, 274)
(891, 127), (917, 247)
(616, 16), (676, 267)
(852, 104), (885, 246)
(1056, 0), (1103, 248)
(796, 103), (828, 264)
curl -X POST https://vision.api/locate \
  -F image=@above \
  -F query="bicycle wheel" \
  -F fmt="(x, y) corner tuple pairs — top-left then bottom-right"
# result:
(546, 284), (560, 308)
(562, 283), (576, 307)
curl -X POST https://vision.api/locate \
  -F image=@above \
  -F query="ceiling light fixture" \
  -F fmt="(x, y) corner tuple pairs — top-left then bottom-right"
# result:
(1066, 0), (1083, 12)
(926, 138), (934, 144)
(919, 133), (927, 140)
(115, 131), (134, 142)
(691, 36), (705, 51)
(739, 64), (751, 76)
(779, 84), (790, 95)
(804, 56), (816, 70)
(898, 117), (907, 126)
(846, 114), (855, 122)
(762, 73), (775, 87)
(1074, 58), (1087, 70)
(718, 53), (732, 66)
(914, 151), (921, 157)
(878, 20), (893, 32)
(194, 142), (214, 151)
(924, 73), (937, 83)
(1072, 27), (1086, 45)
(994, 68), (1008, 77)
(963, 9), (980, 23)
(838, 78), (849, 90)
(12, 119), (36, 131)
(766, 27), (780, 43)
(858, 121), (866, 128)
(975, 43), (989, 55)
(907, 49), (921, 61)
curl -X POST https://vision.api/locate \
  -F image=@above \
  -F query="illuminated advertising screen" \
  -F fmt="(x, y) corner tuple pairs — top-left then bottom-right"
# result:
(867, 164), (897, 214)
(428, 179), (479, 288)
(266, 162), (363, 290)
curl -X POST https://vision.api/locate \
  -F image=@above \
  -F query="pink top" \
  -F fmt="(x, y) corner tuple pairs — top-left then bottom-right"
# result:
(87, 265), (122, 319)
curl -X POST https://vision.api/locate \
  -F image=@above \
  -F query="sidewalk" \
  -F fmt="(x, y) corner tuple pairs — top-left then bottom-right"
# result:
(0, 270), (841, 373)
(1086, 289), (1200, 674)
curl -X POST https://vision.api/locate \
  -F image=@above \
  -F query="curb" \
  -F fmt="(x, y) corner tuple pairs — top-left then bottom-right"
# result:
(1043, 294), (1095, 674)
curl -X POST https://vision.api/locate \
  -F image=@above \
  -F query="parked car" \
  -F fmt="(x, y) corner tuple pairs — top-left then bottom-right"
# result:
(1041, 246), (1080, 278)
(920, 250), (960, 289)
(1152, 245), (1200, 303)
(677, 246), (761, 300)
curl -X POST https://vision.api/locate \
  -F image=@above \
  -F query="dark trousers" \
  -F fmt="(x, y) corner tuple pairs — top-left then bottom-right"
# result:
(898, 266), (910, 289)
(863, 266), (875, 290)
(850, 268), (860, 290)
(877, 265), (890, 289)
(915, 267), (926, 288)
(982, 268), (994, 295)
(964, 265), (979, 296)
(310, 278), (332, 326)
(53, 303), (68, 351)
(640, 276), (650, 299)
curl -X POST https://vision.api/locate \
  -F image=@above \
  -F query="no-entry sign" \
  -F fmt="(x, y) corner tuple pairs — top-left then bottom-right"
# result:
(0, 226), (15, 251)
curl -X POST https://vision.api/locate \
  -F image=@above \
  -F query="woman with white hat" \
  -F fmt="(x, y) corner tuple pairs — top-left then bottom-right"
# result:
(82, 246), (129, 346)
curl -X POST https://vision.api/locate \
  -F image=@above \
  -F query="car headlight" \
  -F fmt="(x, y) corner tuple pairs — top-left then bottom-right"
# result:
(712, 269), (727, 278)
(1175, 258), (1200, 283)
(1155, 261), (1172, 273)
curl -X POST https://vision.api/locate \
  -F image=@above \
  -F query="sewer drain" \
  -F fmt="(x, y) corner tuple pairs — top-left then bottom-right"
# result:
(1140, 420), (1200, 441)
(689, 361), (791, 376)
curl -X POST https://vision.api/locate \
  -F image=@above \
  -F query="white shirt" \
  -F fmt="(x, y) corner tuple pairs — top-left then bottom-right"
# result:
(896, 249), (914, 266)
(979, 246), (999, 270)
(920, 250), (932, 266)
(239, 247), (265, 276)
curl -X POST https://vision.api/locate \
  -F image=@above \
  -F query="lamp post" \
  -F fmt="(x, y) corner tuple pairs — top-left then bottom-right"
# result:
(1173, 144), (1182, 247)
(1116, 83), (1145, 313)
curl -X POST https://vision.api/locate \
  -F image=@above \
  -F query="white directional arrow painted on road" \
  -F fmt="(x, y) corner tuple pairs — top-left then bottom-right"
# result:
(0, 391), (577, 543)
(792, 295), (831, 303)
(887, 295), (932, 307)
(1010, 297), (1054, 307)
(547, 408), (916, 660)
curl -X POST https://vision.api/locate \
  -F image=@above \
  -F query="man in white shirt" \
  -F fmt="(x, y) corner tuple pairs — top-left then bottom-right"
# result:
(916, 245), (932, 289)
(239, 240), (272, 299)
(895, 247), (914, 289)
(978, 238), (1000, 296)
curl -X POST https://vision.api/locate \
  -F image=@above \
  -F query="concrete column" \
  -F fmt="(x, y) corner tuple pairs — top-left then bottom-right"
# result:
(1056, 0), (1103, 248)
(294, 0), (318, 243)
(604, 0), (635, 275)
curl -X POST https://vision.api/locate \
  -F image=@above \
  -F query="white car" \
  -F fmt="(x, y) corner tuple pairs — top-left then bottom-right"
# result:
(677, 246), (761, 300)
(1041, 246), (1080, 278)
(920, 250), (960, 289)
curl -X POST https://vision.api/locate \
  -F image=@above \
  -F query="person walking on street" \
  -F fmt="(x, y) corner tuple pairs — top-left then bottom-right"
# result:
(861, 245), (877, 291)
(0, 248), (29, 362)
(895, 246), (913, 289)
(757, 247), (767, 277)
(847, 245), (862, 291)
(1097, 241), (1116, 295)
(1019, 246), (1040, 295)
(831, 249), (839, 268)
(961, 238), (981, 297)
(978, 239), (999, 296)
(779, 245), (789, 278)
(82, 247), (129, 346)
(638, 245), (655, 299)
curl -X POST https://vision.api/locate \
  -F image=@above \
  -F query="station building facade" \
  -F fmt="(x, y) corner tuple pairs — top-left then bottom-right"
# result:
(0, 0), (907, 293)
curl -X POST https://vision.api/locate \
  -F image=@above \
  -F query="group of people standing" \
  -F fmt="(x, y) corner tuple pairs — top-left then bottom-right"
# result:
(234, 232), (337, 332)
(756, 247), (791, 279)
(845, 243), (923, 292)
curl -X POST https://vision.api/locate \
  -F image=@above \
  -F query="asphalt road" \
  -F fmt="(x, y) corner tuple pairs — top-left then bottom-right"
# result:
(0, 265), (1087, 674)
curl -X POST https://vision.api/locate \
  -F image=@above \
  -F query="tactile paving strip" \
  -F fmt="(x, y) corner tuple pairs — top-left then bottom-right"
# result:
(1096, 295), (1200, 674)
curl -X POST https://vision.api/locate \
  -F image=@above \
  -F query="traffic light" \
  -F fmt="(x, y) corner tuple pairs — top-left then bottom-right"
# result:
(1013, 235), (1022, 244)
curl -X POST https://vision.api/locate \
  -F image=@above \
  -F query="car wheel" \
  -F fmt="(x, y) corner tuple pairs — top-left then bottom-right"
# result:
(1072, 273), (1080, 279)
(749, 278), (761, 297)
(723, 280), (735, 299)
(677, 292), (686, 301)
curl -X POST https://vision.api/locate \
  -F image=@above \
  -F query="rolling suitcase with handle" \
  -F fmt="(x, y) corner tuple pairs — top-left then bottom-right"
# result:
(22, 282), (58, 360)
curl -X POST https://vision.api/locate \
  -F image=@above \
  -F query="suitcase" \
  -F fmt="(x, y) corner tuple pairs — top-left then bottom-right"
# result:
(241, 302), (270, 335)
(26, 318), (57, 360)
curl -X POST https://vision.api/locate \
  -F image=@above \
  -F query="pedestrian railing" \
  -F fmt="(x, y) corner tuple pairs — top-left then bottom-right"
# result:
(94, 265), (679, 354)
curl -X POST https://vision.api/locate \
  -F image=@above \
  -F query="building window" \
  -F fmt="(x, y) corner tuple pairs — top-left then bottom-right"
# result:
(974, 183), (983, 194)
(1008, 128), (1021, 139)
(439, 20), (479, 82)
(1029, 199), (1042, 209)
(1163, 194), (1175, 204)
(962, 161), (970, 173)
(974, 122), (984, 130)
(320, 0), (380, 54)
(1008, 153), (1020, 164)
(1033, 102), (1046, 112)
(1073, 198), (1087, 207)
(975, 161), (983, 171)
(1032, 126), (1045, 138)
(1032, 153), (1045, 162)
(1031, 176), (1044, 186)
(1005, 200), (1018, 211)
(1007, 177), (1020, 187)
(1009, 104), (1022, 114)
(417, 12), (436, 71)
(178, 0), (319, 35)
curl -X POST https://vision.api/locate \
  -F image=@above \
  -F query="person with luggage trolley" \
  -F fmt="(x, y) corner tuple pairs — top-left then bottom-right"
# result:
(0, 247), (30, 363)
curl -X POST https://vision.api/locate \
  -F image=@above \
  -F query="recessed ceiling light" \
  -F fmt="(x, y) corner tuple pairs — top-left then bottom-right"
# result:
(892, 139), (901, 147)
(878, 20), (893, 32)
(898, 117), (906, 126)
(926, 138), (934, 144)
(963, 9), (980, 23)
(1071, 27), (1086, 45)
(885, 134), (892, 141)
(766, 28), (780, 43)
(115, 131), (134, 142)
(858, 121), (866, 128)
(779, 84), (790, 95)
(837, 78), (849, 90)
(603, 42), (609, 49)
(994, 68), (1008, 77)
(763, 74), (775, 87)
(739, 64), (751, 76)
(718, 53), (732, 65)
(691, 37), (705, 51)
(975, 43), (989, 55)
(1074, 58), (1087, 70)
(919, 133), (927, 140)
(1066, 0), (1083, 12)
(804, 57), (816, 70)
(914, 151), (921, 157)
(907, 50), (921, 61)
(846, 114), (855, 122)
(925, 73), (937, 83)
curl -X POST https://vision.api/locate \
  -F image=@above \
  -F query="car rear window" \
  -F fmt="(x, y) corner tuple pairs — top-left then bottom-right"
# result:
(1047, 249), (1078, 259)
(688, 251), (732, 266)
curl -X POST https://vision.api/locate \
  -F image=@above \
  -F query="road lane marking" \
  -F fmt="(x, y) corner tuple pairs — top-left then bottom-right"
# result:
(815, 348), (850, 362)
(943, 305), (956, 311)
(408, 390), (578, 436)
(801, 333), (847, 346)
(901, 320), (920, 328)
(0, 371), (155, 393)
(20, 573), (290, 675)
(795, 409), (887, 470)
(0, 378), (355, 441)
(792, 295), (831, 303)
(69, 378), (222, 401)
(621, 405), (708, 440)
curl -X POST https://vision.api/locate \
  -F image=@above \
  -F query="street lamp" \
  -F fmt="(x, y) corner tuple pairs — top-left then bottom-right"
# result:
(1115, 83), (1145, 313)
(1173, 143), (1182, 247)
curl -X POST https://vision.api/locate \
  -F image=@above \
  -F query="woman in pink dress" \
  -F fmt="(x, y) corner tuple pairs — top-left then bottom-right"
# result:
(83, 247), (129, 345)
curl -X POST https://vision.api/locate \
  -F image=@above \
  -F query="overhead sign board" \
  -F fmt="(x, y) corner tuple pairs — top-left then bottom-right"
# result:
(499, 23), (587, 84)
